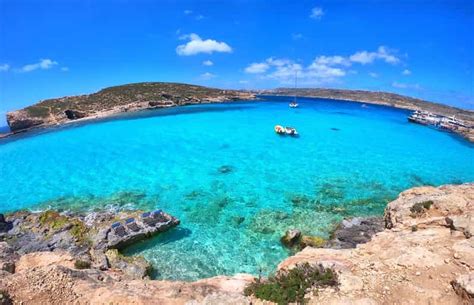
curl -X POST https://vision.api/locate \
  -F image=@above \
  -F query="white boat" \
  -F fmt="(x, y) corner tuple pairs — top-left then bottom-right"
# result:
(289, 72), (299, 108)
(285, 126), (298, 136)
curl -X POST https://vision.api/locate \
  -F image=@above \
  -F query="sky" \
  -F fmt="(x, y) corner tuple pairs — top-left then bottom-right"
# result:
(0, 0), (473, 126)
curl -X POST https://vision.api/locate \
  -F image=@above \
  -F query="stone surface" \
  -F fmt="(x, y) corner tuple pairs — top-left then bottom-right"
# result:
(451, 272), (474, 302)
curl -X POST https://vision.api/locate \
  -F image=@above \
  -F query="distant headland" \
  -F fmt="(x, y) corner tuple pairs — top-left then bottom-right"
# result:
(3, 82), (474, 142)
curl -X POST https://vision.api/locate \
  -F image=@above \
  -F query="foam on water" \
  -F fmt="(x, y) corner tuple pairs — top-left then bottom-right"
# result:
(0, 96), (473, 280)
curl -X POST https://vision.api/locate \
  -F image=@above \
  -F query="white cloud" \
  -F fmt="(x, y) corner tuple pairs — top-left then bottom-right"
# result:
(176, 33), (232, 56)
(0, 64), (9, 72)
(195, 14), (204, 20)
(369, 72), (378, 78)
(202, 60), (214, 66)
(200, 72), (216, 79)
(292, 33), (303, 40)
(20, 59), (58, 72)
(402, 69), (411, 75)
(392, 81), (421, 89)
(61, 67), (69, 72)
(314, 55), (351, 67)
(184, 10), (193, 15)
(310, 7), (324, 20)
(239, 80), (249, 84)
(244, 62), (270, 74)
(350, 46), (400, 65)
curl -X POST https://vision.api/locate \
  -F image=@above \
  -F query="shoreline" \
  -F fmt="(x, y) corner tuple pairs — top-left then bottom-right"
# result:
(2, 94), (474, 144)
(1, 183), (472, 304)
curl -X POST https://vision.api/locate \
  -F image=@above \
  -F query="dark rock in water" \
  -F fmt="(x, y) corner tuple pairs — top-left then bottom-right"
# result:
(280, 229), (301, 248)
(330, 128), (341, 131)
(64, 109), (86, 120)
(231, 216), (245, 226)
(218, 165), (234, 174)
(0, 214), (12, 234)
(327, 217), (384, 249)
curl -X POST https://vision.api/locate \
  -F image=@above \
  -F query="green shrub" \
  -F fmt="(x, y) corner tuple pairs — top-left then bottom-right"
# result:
(244, 263), (338, 304)
(410, 200), (434, 216)
(74, 260), (91, 269)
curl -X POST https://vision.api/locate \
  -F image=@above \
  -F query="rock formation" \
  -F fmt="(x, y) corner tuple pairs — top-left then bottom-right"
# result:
(6, 82), (256, 133)
(0, 183), (472, 304)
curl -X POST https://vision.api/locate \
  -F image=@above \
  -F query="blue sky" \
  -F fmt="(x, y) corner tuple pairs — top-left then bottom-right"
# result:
(0, 0), (473, 126)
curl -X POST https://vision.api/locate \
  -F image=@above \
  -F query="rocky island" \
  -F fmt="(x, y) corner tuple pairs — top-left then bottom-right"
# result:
(5, 82), (256, 134)
(1, 183), (472, 304)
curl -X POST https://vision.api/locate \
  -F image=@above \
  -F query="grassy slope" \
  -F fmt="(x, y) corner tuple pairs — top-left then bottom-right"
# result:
(21, 82), (238, 119)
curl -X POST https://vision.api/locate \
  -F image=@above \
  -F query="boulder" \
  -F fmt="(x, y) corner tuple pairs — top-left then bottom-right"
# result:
(105, 249), (151, 279)
(280, 229), (301, 248)
(300, 236), (326, 248)
(64, 109), (86, 120)
(327, 217), (384, 249)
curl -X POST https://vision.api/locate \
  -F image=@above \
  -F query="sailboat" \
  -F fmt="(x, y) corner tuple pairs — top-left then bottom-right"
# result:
(289, 71), (299, 108)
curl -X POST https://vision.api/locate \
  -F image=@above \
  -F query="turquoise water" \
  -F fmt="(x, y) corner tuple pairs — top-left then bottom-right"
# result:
(0, 96), (473, 280)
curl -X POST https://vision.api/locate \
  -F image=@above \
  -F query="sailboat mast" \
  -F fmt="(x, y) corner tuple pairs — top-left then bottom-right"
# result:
(294, 71), (297, 102)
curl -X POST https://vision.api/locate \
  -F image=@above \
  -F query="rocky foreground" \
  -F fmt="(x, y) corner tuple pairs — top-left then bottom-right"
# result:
(5, 82), (256, 133)
(0, 183), (473, 304)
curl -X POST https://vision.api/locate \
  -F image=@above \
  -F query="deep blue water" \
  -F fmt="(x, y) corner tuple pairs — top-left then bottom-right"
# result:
(0, 96), (473, 280)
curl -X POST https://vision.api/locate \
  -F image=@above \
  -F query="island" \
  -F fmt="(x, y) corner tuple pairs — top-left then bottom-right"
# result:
(3, 83), (474, 142)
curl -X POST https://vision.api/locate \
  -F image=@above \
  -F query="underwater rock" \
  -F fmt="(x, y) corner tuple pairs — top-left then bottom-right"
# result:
(330, 127), (341, 131)
(218, 165), (234, 174)
(280, 229), (301, 248)
(231, 216), (245, 226)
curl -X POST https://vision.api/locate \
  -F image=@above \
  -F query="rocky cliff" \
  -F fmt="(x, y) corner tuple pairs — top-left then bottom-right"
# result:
(0, 183), (473, 304)
(6, 82), (256, 133)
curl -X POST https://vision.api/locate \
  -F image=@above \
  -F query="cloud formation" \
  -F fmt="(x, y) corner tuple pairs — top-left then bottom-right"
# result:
(402, 69), (411, 75)
(310, 7), (324, 20)
(0, 64), (9, 72)
(200, 72), (216, 79)
(202, 60), (214, 66)
(392, 81), (421, 89)
(349, 46), (400, 65)
(176, 34), (232, 56)
(244, 46), (400, 85)
(20, 59), (58, 72)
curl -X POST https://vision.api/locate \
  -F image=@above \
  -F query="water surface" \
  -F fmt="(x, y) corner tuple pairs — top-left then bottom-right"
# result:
(0, 96), (473, 280)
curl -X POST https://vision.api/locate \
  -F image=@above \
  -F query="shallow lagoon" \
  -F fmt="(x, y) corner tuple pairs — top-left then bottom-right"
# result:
(0, 96), (473, 280)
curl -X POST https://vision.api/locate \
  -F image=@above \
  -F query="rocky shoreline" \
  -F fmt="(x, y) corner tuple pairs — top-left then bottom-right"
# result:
(4, 82), (256, 136)
(0, 183), (472, 304)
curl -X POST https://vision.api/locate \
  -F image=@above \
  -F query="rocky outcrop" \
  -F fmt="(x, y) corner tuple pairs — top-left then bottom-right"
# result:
(0, 209), (179, 281)
(277, 183), (473, 305)
(0, 183), (472, 304)
(6, 82), (256, 133)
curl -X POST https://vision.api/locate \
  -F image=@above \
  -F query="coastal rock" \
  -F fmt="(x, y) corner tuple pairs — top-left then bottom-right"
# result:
(0, 183), (473, 304)
(0, 242), (18, 274)
(327, 217), (384, 249)
(0, 214), (12, 233)
(105, 249), (152, 279)
(280, 229), (301, 248)
(64, 109), (86, 120)
(300, 235), (327, 248)
(6, 83), (256, 133)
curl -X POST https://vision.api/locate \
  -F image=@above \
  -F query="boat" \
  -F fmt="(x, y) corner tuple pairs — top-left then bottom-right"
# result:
(285, 126), (298, 136)
(274, 125), (285, 135)
(289, 71), (299, 108)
